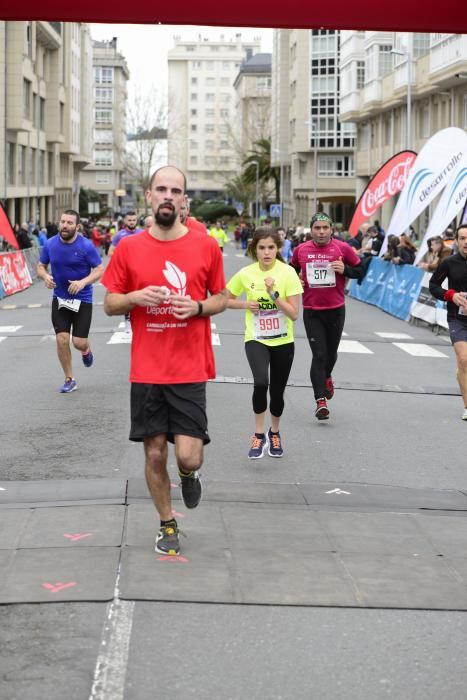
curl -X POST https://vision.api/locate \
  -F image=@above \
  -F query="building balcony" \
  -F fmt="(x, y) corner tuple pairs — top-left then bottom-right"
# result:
(339, 92), (362, 121)
(362, 80), (382, 107)
(36, 21), (62, 50)
(429, 34), (467, 79)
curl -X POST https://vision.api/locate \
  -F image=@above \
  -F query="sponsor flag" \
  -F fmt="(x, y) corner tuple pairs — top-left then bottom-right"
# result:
(0, 202), (19, 250)
(415, 153), (467, 263)
(349, 151), (416, 237)
(381, 127), (467, 255)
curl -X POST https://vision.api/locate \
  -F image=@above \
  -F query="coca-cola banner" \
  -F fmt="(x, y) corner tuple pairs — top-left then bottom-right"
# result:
(415, 152), (467, 264)
(0, 252), (32, 296)
(0, 202), (19, 250)
(349, 151), (416, 237)
(381, 127), (467, 255)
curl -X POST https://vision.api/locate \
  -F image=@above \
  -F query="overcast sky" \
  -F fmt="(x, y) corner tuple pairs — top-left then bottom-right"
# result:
(90, 24), (273, 103)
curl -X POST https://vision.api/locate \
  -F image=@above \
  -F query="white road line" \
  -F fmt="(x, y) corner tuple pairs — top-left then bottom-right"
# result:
(212, 332), (221, 346)
(108, 332), (132, 344)
(375, 332), (412, 339)
(341, 331), (348, 337)
(0, 325), (22, 333)
(89, 568), (134, 700)
(0, 337), (7, 343)
(338, 339), (373, 354)
(393, 342), (448, 358)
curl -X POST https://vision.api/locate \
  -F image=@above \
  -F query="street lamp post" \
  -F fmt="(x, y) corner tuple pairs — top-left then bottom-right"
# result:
(305, 119), (319, 212)
(273, 148), (284, 226)
(251, 160), (260, 227)
(392, 35), (413, 150)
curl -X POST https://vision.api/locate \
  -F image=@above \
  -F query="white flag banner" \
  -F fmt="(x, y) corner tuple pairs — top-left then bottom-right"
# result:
(381, 127), (467, 255)
(415, 154), (467, 263)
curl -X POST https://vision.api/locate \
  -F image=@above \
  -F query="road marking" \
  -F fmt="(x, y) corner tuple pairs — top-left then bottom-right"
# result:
(326, 488), (351, 495)
(27, 303), (42, 308)
(0, 325), (22, 333)
(0, 337), (7, 343)
(89, 568), (134, 700)
(338, 340), (373, 354)
(42, 581), (77, 593)
(107, 332), (132, 345)
(375, 332), (412, 339)
(212, 333), (221, 346)
(1, 304), (17, 309)
(393, 342), (448, 358)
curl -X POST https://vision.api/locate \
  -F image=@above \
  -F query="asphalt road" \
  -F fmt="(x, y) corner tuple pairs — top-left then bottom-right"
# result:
(0, 244), (466, 700)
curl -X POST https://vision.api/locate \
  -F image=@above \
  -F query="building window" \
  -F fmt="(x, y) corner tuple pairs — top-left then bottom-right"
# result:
(39, 150), (45, 183)
(190, 139), (198, 149)
(23, 79), (31, 120)
(205, 108), (215, 117)
(95, 109), (112, 124)
(206, 77), (216, 86)
(256, 77), (271, 89)
(205, 156), (215, 166)
(222, 61), (230, 70)
(191, 109), (197, 116)
(205, 124), (215, 133)
(220, 109), (229, 118)
(191, 77), (198, 85)
(206, 140), (215, 150)
(7, 142), (15, 185)
(318, 155), (354, 177)
(422, 105), (430, 137)
(190, 156), (198, 164)
(219, 156), (230, 165)
(206, 61), (215, 71)
(378, 45), (393, 77)
(220, 77), (230, 86)
(19, 146), (26, 184)
(190, 93), (197, 101)
(357, 61), (365, 89)
(96, 173), (110, 184)
(94, 150), (113, 166)
(186, 45), (195, 52)
(191, 124), (197, 132)
(95, 88), (113, 103)
(94, 128), (113, 143)
(95, 67), (113, 84)
(206, 93), (215, 102)
(192, 61), (202, 69)
(221, 93), (230, 102)
(39, 98), (45, 129)
(220, 140), (229, 149)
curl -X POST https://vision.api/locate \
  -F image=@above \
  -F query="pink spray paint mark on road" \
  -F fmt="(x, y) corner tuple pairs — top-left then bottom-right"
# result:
(42, 581), (77, 593)
(157, 555), (189, 563)
(172, 510), (185, 519)
(170, 483), (179, 489)
(63, 533), (92, 541)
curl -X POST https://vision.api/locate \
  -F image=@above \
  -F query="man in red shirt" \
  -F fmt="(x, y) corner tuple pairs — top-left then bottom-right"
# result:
(102, 165), (228, 556)
(291, 213), (363, 420)
(180, 196), (208, 234)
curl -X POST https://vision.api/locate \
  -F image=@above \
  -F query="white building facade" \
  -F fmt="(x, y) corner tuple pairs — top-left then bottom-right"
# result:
(81, 38), (129, 216)
(167, 34), (261, 199)
(271, 29), (356, 229)
(0, 21), (92, 228)
(339, 32), (467, 233)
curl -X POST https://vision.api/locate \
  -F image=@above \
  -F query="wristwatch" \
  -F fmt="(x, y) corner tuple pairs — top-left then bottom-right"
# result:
(270, 291), (279, 300)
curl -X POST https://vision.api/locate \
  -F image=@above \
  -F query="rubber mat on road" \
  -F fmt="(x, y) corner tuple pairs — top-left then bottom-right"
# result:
(0, 478), (126, 509)
(0, 548), (120, 603)
(0, 505), (125, 550)
(119, 504), (467, 609)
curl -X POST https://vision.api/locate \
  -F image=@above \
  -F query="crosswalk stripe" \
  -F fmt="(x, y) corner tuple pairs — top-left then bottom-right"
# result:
(0, 337), (7, 343)
(107, 331), (132, 344)
(212, 333), (221, 346)
(393, 342), (448, 358)
(375, 332), (412, 339)
(0, 326), (22, 333)
(338, 340), (373, 354)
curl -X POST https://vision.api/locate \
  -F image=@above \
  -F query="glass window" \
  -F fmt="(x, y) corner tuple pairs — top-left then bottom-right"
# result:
(93, 149), (113, 166)
(206, 124), (215, 133)
(23, 79), (31, 119)
(190, 93), (197, 101)
(96, 173), (110, 184)
(94, 129), (113, 143)
(318, 155), (354, 177)
(206, 93), (215, 102)
(220, 77), (230, 86)
(205, 108), (215, 117)
(220, 109), (229, 118)
(191, 108), (197, 116)
(95, 109), (112, 124)
(206, 77), (216, 86)
(191, 77), (198, 85)
(205, 140), (215, 150)
(357, 61), (365, 89)
(191, 124), (197, 132)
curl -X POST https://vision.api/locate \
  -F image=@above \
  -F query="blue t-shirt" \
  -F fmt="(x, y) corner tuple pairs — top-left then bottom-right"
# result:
(40, 234), (102, 303)
(281, 239), (292, 263)
(112, 227), (144, 248)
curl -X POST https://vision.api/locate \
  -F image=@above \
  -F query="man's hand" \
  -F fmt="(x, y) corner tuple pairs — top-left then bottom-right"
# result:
(67, 279), (85, 295)
(43, 273), (56, 289)
(169, 293), (198, 320)
(129, 285), (171, 307)
(330, 257), (345, 275)
(453, 292), (467, 310)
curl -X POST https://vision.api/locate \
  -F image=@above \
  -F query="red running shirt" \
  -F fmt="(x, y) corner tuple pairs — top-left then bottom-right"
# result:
(102, 228), (225, 384)
(291, 238), (361, 310)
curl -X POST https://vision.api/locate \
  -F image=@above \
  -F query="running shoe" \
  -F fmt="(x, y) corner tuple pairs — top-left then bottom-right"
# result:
(248, 434), (268, 459)
(155, 520), (180, 556)
(179, 469), (202, 509)
(124, 318), (132, 334)
(267, 429), (283, 458)
(462, 408), (467, 421)
(82, 350), (94, 368)
(324, 376), (334, 400)
(59, 377), (77, 393)
(315, 398), (330, 420)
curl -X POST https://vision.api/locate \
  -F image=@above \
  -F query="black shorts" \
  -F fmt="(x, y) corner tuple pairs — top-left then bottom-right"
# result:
(130, 382), (210, 444)
(51, 297), (93, 337)
(449, 317), (467, 345)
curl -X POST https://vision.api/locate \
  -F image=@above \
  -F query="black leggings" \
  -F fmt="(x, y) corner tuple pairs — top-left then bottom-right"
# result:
(303, 306), (345, 400)
(245, 341), (295, 417)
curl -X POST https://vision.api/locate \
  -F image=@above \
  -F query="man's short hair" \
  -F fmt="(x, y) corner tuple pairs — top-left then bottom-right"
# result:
(148, 166), (187, 193)
(456, 224), (467, 238)
(62, 209), (80, 225)
(124, 210), (136, 217)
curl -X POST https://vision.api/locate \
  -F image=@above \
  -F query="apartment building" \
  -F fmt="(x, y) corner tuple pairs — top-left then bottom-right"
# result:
(81, 38), (129, 216)
(167, 34), (261, 199)
(271, 29), (356, 229)
(0, 21), (93, 228)
(233, 52), (272, 154)
(340, 32), (467, 232)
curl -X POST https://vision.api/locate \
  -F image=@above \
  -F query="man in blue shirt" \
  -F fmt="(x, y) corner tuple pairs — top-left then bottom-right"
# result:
(108, 210), (143, 258)
(37, 209), (104, 393)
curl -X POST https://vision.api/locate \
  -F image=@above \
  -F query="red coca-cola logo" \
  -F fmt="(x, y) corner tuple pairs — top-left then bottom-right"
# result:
(350, 151), (417, 236)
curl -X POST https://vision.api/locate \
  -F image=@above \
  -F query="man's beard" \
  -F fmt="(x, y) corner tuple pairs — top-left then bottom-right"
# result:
(126, 224), (137, 231)
(155, 206), (177, 228)
(59, 228), (76, 241)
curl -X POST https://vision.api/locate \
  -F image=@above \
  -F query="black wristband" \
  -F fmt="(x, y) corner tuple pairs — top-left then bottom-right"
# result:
(197, 301), (203, 316)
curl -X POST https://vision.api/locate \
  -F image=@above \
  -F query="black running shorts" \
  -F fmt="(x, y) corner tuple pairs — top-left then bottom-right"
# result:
(51, 297), (93, 337)
(130, 382), (210, 444)
(449, 317), (467, 345)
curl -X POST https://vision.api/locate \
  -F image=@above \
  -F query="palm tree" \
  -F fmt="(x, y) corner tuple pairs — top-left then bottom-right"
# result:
(224, 174), (255, 209)
(242, 138), (280, 204)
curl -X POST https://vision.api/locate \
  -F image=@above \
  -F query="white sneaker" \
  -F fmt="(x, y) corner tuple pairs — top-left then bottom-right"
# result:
(462, 408), (467, 421)
(124, 319), (132, 334)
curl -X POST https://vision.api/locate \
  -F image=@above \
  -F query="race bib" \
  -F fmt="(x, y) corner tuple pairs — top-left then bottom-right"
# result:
(253, 309), (287, 340)
(459, 295), (467, 316)
(57, 297), (81, 312)
(306, 260), (336, 288)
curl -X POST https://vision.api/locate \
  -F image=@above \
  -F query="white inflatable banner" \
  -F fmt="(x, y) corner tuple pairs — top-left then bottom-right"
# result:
(381, 127), (467, 255)
(415, 153), (467, 263)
